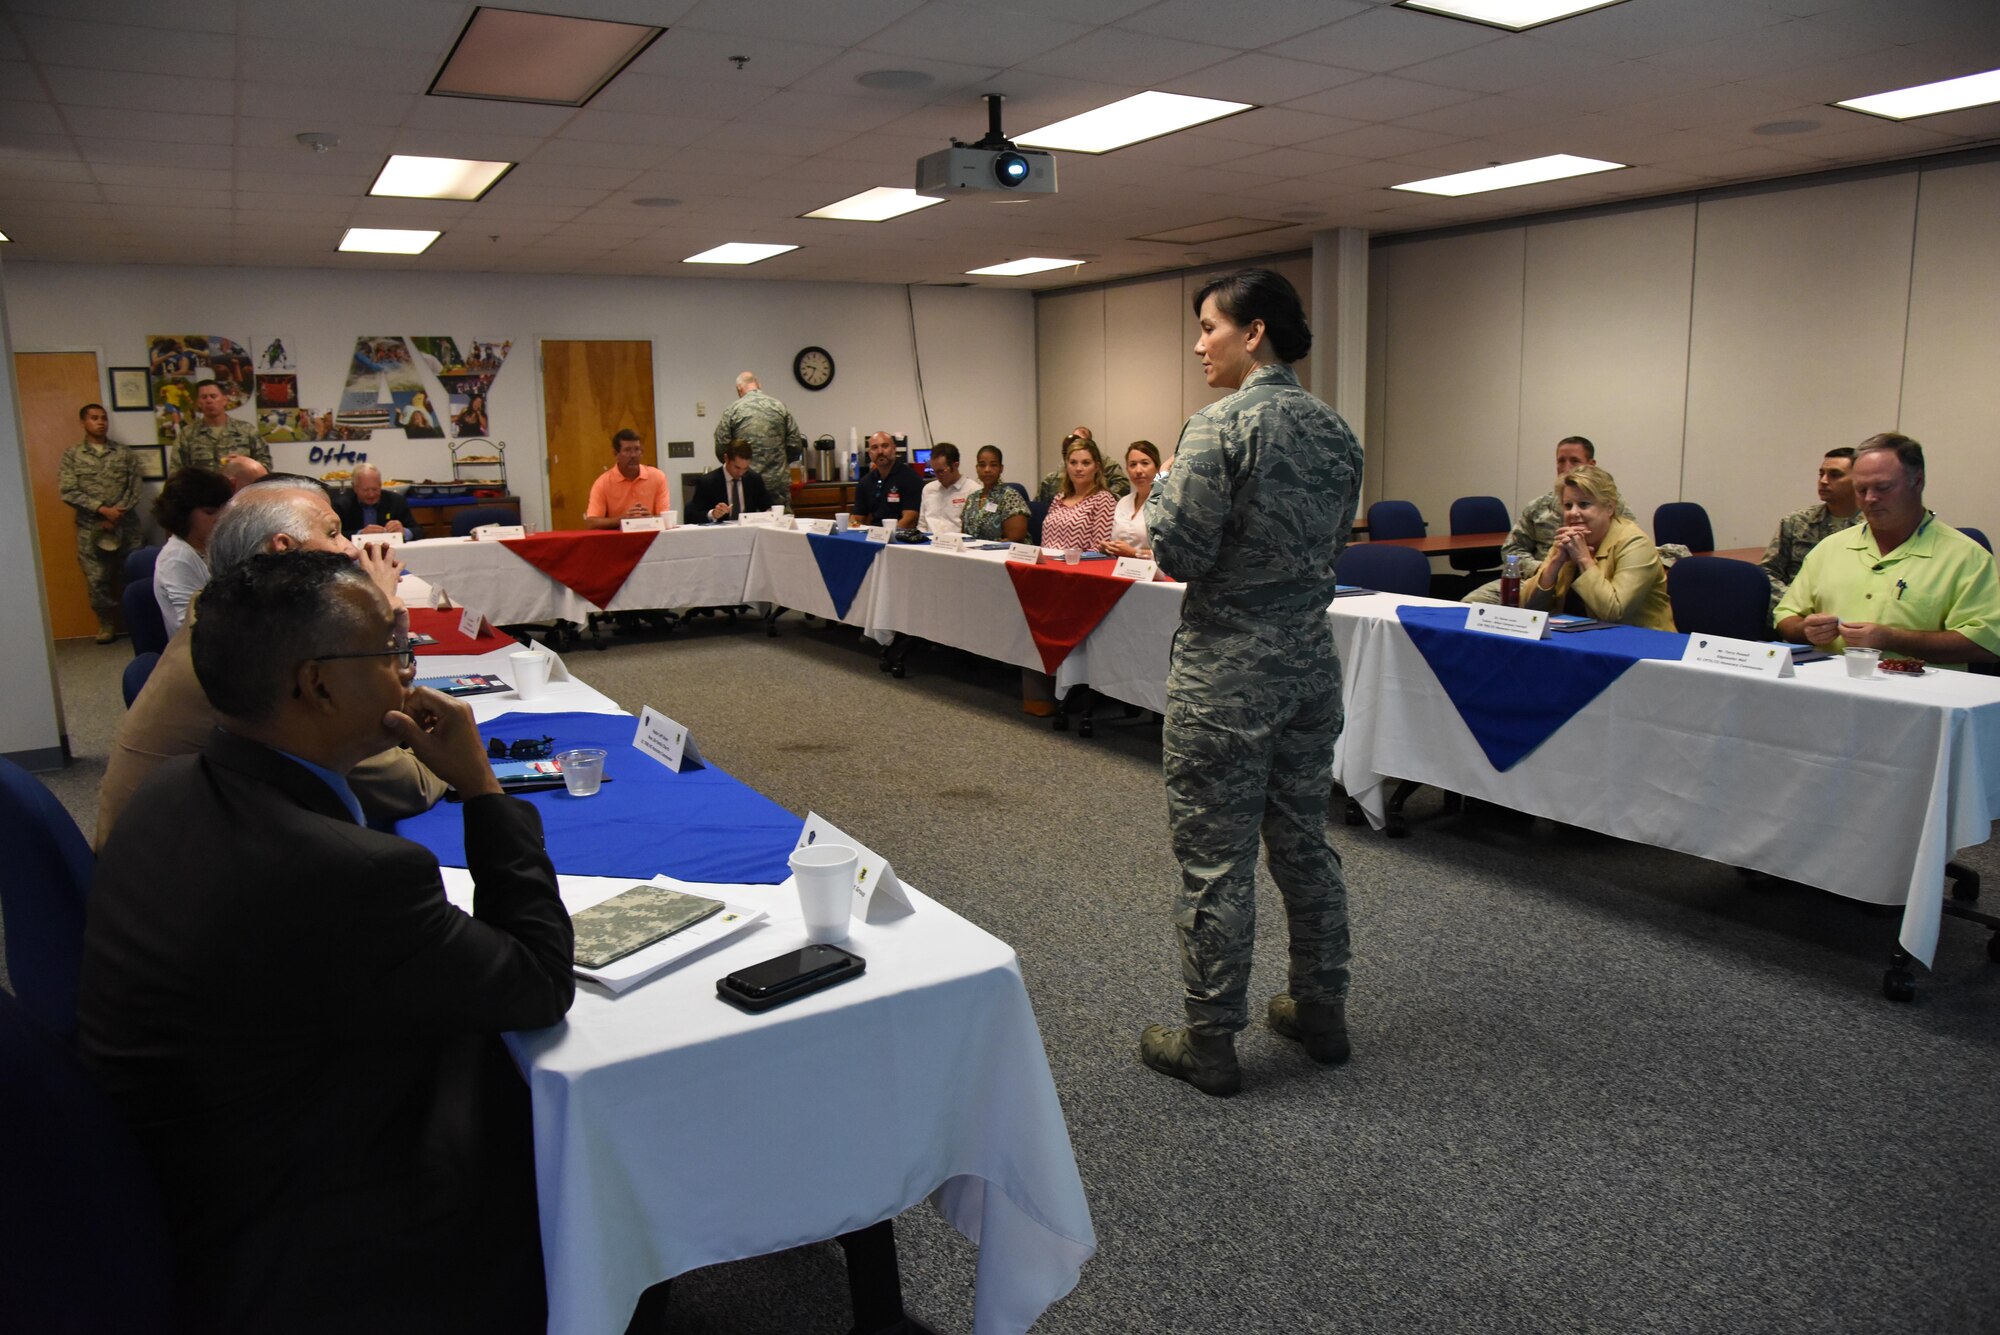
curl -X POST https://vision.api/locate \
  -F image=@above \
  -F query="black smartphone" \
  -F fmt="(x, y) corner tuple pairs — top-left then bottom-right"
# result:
(717, 944), (865, 1013)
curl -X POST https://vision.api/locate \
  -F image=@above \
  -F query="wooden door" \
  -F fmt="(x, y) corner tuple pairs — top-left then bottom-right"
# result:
(16, 351), (107, 639)
(541, 340), (656, 531)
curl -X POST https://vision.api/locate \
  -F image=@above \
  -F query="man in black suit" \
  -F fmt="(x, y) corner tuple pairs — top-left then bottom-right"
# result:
(80, 551), (574, 1335)
(689, 438), (769, 523)
(330, 462), (418, 535)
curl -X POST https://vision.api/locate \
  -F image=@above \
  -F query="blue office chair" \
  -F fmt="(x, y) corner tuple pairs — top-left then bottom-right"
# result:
(120, 579), (169, 657)
(1447, 495), (1510, 585)
(0, 988), (176, 1333)
(1669, 556), (1771, 642)
(122, 544), (160, 586)
(1365, 500), (1426, 541)
(450, 505), (522, 537)
(122, 651), (160, 707)
(1957, 525), (1990, 553)
(1654, 502), (1715, 552)
(1028, 499), (1049, 546)
(1337, 543), (1433, 596)
(1005, 482), (1030, 507)
(0, 756), (94, 1042)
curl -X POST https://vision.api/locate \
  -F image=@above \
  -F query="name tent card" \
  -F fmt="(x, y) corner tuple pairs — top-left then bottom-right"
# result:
(620, 515), (664, 533)
(633, 705), (704, 773)
(740, 512), (781, 529)
(1463, 604), (1548, 640)
(932, 532), (965, 553)
(795, 812), (914, 924)
(796, 518), (835, 535)
(1682, 635), (1795, 678)
(1006, 543), (1042, 565)
(519, 639), (572, 683)
(864, 526), (892, 544)
(1111, 556), (1157, 581)
(354, 528), (405, 547)
(471, 524), (526, 541)
(458, 603), (491, 639)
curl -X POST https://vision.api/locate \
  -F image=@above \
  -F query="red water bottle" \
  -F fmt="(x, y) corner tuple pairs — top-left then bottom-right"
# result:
(1499, 552), (1522, 606)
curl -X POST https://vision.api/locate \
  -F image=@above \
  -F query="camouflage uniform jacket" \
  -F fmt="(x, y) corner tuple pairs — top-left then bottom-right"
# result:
(712, 390), (805, 467)
(174, 417), (270, 473)
(1503, 488), (1635, 567)
(1037, 458), (1128, 503)
(1760, 502), (1862, 602)
(59, 438), (142, 530)
(1146, 363), (1361, 695)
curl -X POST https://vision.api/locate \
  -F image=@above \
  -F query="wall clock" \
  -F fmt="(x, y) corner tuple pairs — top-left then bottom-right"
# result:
(793, 345), (834, 391)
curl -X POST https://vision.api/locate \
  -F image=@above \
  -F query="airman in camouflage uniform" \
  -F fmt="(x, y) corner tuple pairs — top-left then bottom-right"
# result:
(1142, 282), (1362, 1096)
(713, 373), (804, 513)
(174, 381), (271, 474)
(60, 404), (143, 642)
(1758, 450), (1862, 611)
(1464, 437), (1632, 604)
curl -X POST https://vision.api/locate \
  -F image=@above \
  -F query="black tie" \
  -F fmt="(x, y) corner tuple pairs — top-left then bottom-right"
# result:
(730, 477), (742, 519)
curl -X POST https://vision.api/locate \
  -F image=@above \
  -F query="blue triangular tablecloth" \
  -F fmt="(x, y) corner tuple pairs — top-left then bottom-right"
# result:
(806, 530), (888, 619)
(1393, 605), (1686, 771)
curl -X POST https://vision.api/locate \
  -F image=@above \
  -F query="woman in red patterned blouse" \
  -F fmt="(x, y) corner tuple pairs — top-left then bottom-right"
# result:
(1039, 438), (1118, 553)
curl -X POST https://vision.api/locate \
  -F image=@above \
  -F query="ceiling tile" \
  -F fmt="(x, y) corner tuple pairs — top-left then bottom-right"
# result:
(63, 104), (232, 145)
(236, 169), (370, 197)
(1394, 34), (1618, 95)
(784, 49), (1005, 102)
(41, 65), (233, 116)
(658, 145), (807, 180)
(1227, 145), (1368, 179)
(1304, 121), (1464, 160)
(1285, 75), (1484, 123)
(860, 5), (1093, 68)
(1529, 0), (1789, 60)
(14, 15), (234, 76)
(1621, 81), (1812, 132)
(529, 136), (690, 168)
(587, 73), (776, 120)
(388, 130), (553, 163)
(1641, 15), (1883, 83)
(0, 102), (65, 135)
(234, 39), (438, 93)
(1018, 29), (1240, 86)
(673, 0), (925, 47)
(5, 0), (236, 32)
(626, 28), (845, 86)
(0, 157), (94, 182)
(1393, 94), (1574, 138)
(1272, 7), (1502, 74)
(1187, 106), (1372, 147)
(1160, 52), (1371, 106)
(1115, 0), (1370, 49)
(734, 90), (931, 134)
(1648, 143), (1817, 178)
(237, 0), (466, 53)
(1503, 57), (1715, 112)
(93, 162), (230, 189)
(76, 138), (234, 171)
(500, 162), (644, 192)
(240, 83), (413, 126)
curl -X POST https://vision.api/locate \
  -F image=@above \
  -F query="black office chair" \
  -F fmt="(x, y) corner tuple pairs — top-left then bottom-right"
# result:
(1447, 495), (1509, 593)
(120, 579), (169, 657)
(1337, 544), (1432, 596)
(1365, 500), (1426, 541)
(1669, 556), (1772, 642)
(1957, 525), (1990, 553)
(0, 757), (94, 1043)
(1028, 499), (1049, 546)
(121, 652), (160, 707)
(1654, 502), (1715, 552)
(450, 505), (522, 537)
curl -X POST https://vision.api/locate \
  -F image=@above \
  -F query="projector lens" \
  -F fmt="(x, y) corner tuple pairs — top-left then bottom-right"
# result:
(994, 152), (1030, 188)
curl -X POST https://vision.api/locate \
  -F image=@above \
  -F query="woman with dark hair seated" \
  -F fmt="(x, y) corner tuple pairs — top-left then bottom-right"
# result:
(1518, 463), (1674, 630)
(152, 466), (235, 633)
(962, 445), (1029, 543)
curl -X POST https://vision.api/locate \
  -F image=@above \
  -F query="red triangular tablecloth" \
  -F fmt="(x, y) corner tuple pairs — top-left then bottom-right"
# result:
(1003, 558), (1138, 674)
(408, 605), (516, 656)
(497, 530), (659, 609)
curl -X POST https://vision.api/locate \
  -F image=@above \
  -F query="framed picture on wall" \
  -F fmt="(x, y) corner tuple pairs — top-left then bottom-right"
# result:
(129, 444), (167, 481)
(109, 366), (153, 412)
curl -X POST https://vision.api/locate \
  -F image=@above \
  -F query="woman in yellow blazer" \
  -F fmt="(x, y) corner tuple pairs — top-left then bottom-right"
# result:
(1519, 464), (1676, 631)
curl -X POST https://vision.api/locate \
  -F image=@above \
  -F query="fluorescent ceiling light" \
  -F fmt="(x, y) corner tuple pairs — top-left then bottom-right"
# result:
(1017, 92), (1253, 154)
(1392, 153), (1624, 196)
(1835, 67), (2000, 120)
(1396, 0), (1628, 30)
(683, 242), (798, 265)
(430, 6), (664, 107)
(966, 257), (1081, 277)
(803, 187), (944, 222)
(370, 155), (513, 201)
(338, 227), (441, 254)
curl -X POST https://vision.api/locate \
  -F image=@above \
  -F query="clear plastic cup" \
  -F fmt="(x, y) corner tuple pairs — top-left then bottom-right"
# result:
(1844, 647), (1881, 679)
(788, 843), (856, 944)
(556, 747), (607, 797)
(1064, 547), (1081, 565)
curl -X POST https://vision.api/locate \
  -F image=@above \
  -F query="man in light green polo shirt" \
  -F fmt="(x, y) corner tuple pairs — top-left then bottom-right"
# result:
(1775, 433), (2000, 668)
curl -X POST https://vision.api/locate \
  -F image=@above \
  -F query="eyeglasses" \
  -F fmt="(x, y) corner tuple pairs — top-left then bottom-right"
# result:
(313, 644), (417, 670)
(488, 735), (555, 760)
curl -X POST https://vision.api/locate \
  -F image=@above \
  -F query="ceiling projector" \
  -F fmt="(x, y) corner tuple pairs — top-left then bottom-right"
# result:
(914, 94), (1057, 199)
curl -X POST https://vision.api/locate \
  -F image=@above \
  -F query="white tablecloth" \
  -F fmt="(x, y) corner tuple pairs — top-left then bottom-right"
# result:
(1328, 592), (2000, 967)
(743, 526), (889, 631)
(398, 528), (758, 623)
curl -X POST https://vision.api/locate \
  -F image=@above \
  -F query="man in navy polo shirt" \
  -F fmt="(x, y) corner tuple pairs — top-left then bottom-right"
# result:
(850, 431), (922, 530)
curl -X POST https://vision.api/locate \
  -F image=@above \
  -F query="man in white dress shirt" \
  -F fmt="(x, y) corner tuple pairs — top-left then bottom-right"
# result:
(918, 442), (979, 537)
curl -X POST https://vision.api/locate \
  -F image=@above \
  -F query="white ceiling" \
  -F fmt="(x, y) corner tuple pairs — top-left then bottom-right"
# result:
(1, 0), (1996, 289)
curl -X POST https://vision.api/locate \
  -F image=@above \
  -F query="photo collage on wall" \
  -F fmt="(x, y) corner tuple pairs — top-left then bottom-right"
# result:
(149, 332), (365, 445)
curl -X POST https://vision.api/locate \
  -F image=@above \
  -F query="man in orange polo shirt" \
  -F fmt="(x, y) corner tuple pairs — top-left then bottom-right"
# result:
(583, 429), (669, 529)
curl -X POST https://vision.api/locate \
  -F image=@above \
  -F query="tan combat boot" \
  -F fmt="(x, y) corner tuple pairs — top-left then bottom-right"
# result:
(1138, 1025), (1241, 1097)
(95, 612), (117, 645)
(1267, 994), (1350, 1065)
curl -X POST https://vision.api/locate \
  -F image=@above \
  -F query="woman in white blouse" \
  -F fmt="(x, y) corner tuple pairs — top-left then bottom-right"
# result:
(1105, 440), (1161, 559)
(151, 466), (233, 633)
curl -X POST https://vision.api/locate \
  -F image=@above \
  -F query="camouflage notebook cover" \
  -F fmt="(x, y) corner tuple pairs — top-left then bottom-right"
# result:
(572, 885), (726, 969)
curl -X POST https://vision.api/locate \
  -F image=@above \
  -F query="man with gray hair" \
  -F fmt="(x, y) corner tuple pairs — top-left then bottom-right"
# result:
(712, 370), (804, 512)
(332, 462), (417, 536)
(97, 479), (443, 845)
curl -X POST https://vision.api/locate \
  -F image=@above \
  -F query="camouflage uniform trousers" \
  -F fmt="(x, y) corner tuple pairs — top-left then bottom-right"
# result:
(74, 523), (141, 611)
(1162, 635), (1351, 1036)
(755, 455), (791, 514)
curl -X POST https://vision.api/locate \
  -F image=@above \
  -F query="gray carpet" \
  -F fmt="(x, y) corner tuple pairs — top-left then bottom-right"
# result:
(19, 620), (2000, 1335)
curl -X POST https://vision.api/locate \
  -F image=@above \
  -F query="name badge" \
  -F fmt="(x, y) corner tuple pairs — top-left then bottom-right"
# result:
(864, 526), (892, 543)
(633, 705), (704, 773)
(796, 518), (835, 535)
(1463, 604), (1548, 640)
(471, 523), (525, 541)
(1681, 634), (1794, 678)
(353, 528), (404, 547)
(1006, 542), (1041, 564)
(932, 532), (964, 552)
(795, 811), (913, 923)
(620, 515), (664, 533)
(458, 603), (490, 639)
(1112, 556), (1157, 581)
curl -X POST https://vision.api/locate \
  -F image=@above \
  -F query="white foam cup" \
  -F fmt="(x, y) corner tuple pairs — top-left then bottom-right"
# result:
(788, 843), (857, 945)
(510, 650), (552, 700)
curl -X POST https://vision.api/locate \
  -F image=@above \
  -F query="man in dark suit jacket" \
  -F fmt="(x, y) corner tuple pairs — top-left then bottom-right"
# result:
(689, 438), (769, 523)
(80, 551), (574, 1335)
(330, 462), (417, 535)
